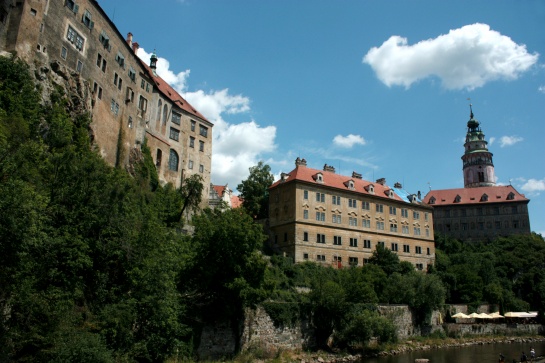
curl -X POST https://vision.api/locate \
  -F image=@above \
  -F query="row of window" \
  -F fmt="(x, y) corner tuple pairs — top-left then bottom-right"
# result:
(438, 205), (520, 218)
(302, 253), (426, 270)
(304, 191), (427, 220)
(154, 149), (205, 173)
(303, 210), (429, 236)
(438, 219), (524, 232)
(302, 232), (430, 254)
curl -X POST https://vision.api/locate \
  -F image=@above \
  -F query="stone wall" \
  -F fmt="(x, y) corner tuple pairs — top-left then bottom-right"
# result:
(196, 304), (542, 358)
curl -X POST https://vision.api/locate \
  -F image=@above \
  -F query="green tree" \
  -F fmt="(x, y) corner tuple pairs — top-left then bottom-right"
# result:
(368, 243), (401, 275)
(237, 161), (274, 219)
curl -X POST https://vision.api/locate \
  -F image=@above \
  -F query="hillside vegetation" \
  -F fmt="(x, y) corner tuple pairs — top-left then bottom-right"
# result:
(1, 56), (544, 362)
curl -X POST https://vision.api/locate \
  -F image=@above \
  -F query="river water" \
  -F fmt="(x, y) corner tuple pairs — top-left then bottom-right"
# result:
(360, 340), (545, 363)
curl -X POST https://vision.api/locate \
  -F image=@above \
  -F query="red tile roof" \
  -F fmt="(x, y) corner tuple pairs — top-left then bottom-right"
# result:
(230, 195), (243, 209)
(270, 164), (406, 202)
(138, 60), (210, 123)
(213, 185), (225, 197)
(422, 185), (528, 206)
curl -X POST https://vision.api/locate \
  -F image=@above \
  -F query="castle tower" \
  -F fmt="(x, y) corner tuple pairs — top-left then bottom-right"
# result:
(462, 105), (496, 188)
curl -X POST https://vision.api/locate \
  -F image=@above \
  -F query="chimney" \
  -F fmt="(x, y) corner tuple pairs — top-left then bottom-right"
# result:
(352, 171), (362, 179)
(132, 41), (139, 54)
(295, 157), (307, 167)
(126, 32), (133, 48)
(376, 178), (386, 185)
(323, 164), (335, 173)
(394, 182), (402, 189)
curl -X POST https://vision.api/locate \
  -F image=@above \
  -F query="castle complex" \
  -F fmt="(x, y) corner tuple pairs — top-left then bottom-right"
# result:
(0, 0), (212, 205)
(268, 158), (436, 270)
(423, 107), (531, 241)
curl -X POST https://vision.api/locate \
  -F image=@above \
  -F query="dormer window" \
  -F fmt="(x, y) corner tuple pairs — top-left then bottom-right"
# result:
(507, 192), (515, 200)
(344, 179), (355, 190)
(429, 196), (436, 205)
(313, 173), (324, 183)
(480, 193), (488, 202)
(454, 195), (461, 203)
(366, 184), (375, 194)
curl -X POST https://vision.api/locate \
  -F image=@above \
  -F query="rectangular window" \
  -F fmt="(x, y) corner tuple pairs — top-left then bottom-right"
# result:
(348, 198), (357, 208)
(425, 229), (430, 237)
(125, 87), (134, 103)
(414, 227), (421, 236)
(362, 219), (370, 228)
(66, 25), (84, 51)
(76, 60), (83, 73)
(415, 246), (422, 254)
(332, 195), (341, 205)
(188, 160), (193, 169)
(189, 137), (195, 148)
(303, 190), (308, 200)
(128, 67), (136, 82)
(376, 204), (384, 213)
(363, 239), (371, 249)
(97, 86), (102, 99)
(316, 212), (325, 221)
(362, 201), (370, 210)
(316, 192), (325, 203)
(110, 99), (119, 115)
(82, 10), (94, 29)
(390, 223), (398, 232)
(402, 226), (409, 234)
(191, 120), (196, 131)
(427, 247), (431, 255)
(303, 253), (309, 260)
(349, 217), (357, 226)
(303, 232), (308, 241)
(376, 221), (384, 230)
(401, 208), (408, 218)
(115, 52), (125, 68)
(349, 257), (358, 267)
(138, 96), (148, 117)
(61, 46), (67, 59)
(114, 72), (118, 86)
(99, 30), (110, 50)
(349, 238), (358, 247)
(389, 206), (397, 215)
(316, 255), (326, 262)
(378, 241), (385, 248)
(303, 210), (309, 219)
(316, 234), (325, 244)
(199, 125), (208, 137)
(333, 236), (342, 245)
(169, 112), (181, 125)
(199, 164), (204, 173)
(169, 127), (180, 141)
(416, 263), (424, 271)
(199, 141), (204, 152)
(424, 213), (429, 222)
(391, 243), (398, 252)
(65, 0), (78, 13)
(413, 211), (420, 219)
(403, 244), (410, 253)
(332, 214), (341, 224)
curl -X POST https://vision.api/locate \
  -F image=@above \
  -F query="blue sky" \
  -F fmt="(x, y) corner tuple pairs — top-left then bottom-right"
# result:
(101, 0), (545, 235)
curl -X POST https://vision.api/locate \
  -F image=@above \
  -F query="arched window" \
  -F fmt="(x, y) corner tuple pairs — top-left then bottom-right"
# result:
(156, 100), (162, 122)
(169, 149), (179, 171)
(162, 104), (168, 124)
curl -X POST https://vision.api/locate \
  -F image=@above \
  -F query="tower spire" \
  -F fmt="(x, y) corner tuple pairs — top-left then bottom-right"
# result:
(461, 105), (496, 188)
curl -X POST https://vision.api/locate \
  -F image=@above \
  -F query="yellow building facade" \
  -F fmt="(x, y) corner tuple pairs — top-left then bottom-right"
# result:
(269, 158), (435, 270)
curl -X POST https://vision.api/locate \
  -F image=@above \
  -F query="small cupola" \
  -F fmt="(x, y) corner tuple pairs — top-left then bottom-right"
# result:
(150, 51), (158, 75)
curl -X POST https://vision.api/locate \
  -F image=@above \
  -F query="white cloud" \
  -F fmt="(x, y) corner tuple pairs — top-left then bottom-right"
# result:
(499, 135), (523, 147)
(489, 136), (496, 145)
(539, 85), (545, 93)
(520, 178), (545, 194)
(333, 134), (366, 148)
(136, 47), (277, 189)
(363, 23), (539, 90)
